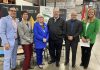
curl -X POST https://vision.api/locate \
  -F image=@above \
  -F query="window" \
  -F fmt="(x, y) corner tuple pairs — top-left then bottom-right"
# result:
(0, 0), (16, 4)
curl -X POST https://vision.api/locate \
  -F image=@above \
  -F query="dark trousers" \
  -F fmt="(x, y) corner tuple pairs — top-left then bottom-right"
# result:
(22, 43), (33, 70)
(49, 39), (63, 63)
(65, 40), (78, 66)
(81, 44), (94, 67)
(35, 49), (43, 65)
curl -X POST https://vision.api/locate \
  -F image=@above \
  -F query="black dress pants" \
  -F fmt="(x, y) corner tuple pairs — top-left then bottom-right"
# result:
(65, 40), (78, 66)
(49, 39), (63, 63)
(81, 44), (94, 67)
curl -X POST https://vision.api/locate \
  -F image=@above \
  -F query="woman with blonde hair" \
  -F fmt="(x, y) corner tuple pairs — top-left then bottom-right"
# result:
(33, 13), (49, 69)
(80, 8), (100, 69)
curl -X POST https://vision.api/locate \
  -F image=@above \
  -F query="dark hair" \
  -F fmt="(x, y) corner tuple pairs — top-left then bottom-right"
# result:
(8, 6), (16, 11)
(0, 5), (3, 10)
(21, 11), (28, 16)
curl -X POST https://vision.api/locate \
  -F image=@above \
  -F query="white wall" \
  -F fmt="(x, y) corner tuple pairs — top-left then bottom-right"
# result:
(75, 0), (83, 5)
(16, 0), (33, 6)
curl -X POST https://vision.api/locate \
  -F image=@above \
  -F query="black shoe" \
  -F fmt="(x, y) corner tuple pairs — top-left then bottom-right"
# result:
(48, 60), (55, 64)
(64, 62), (69, 65)
(80, 63), (84, 66)
(84, 66), (88, 69)
(56, 62), (60, 67)
(11, 69), (16, 70)
(72, 65), (75, 68)
(11, 68), (16, 70)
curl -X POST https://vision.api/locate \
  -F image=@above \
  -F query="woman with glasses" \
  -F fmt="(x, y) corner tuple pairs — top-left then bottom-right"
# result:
(33, 13), (49, 69)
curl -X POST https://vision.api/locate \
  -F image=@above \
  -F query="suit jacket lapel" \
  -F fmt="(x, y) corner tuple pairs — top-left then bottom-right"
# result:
(72, 20), (77, 32)
(68, 20), (71, 32)
(7, 16), (19, 32)
(28, 22), (32, 30)
(7, 16), (15, 31)
(22, 21), (31, 32)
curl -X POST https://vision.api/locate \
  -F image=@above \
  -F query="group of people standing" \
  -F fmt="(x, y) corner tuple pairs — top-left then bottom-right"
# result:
(0, 6), (99, 70)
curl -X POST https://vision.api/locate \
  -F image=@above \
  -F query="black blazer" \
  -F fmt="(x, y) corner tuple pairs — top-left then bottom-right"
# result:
(65, 19), (82, 42)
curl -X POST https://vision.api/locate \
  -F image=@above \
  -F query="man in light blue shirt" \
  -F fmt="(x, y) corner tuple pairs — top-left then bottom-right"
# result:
(0, 6), (19, 70)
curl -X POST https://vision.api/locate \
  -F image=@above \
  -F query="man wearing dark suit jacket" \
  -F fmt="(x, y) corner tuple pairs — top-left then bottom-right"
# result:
(64, 11), (82, 68)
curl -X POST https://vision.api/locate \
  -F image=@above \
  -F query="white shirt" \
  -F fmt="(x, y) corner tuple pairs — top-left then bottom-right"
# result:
(12, 19), (17, 30)
(10, 16), (18, 39)
(85, 22), (90, 36)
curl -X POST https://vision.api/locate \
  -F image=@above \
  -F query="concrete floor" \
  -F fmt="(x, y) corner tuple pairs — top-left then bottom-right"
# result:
(0, 34), (100, 70)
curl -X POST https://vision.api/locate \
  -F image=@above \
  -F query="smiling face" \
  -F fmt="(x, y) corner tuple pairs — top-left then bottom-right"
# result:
(8, 7), (16, 18)
(71, 11), (77, 20)
(88, 9), (95, 18)
(53, 8), (60, 19)
(38, 16), (44, 23)
(22, 12), (28, 20)
(36, 14), (44, 23)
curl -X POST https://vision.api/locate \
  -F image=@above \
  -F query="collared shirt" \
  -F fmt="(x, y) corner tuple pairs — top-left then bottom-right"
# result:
(70, 20), (75, 34)
(9, 15), (18, 39)
(54, 17), (59, 22)
(9, 15), (17, 31)
(12, 19), (17, 31)
(22, 18), (28, 24)
(22, 19), (29, 28)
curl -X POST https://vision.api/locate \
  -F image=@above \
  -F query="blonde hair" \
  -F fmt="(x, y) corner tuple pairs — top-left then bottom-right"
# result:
(36, 13), (44, 23)
(83, 8), (96, 23)
(36, 13), (44, 22)
(36, 13), (44, 18)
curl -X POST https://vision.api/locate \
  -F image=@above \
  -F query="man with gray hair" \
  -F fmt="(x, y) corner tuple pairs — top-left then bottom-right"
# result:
(64, 10), (82, 68)
(48, 7), (65, 67)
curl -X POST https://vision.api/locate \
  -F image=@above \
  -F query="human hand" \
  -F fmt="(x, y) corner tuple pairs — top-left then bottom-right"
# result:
(4, 43), (10, 50)
(68, 36), (73, 41)
(82, 37), (87, 43)
(43, 38), (47, 42)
